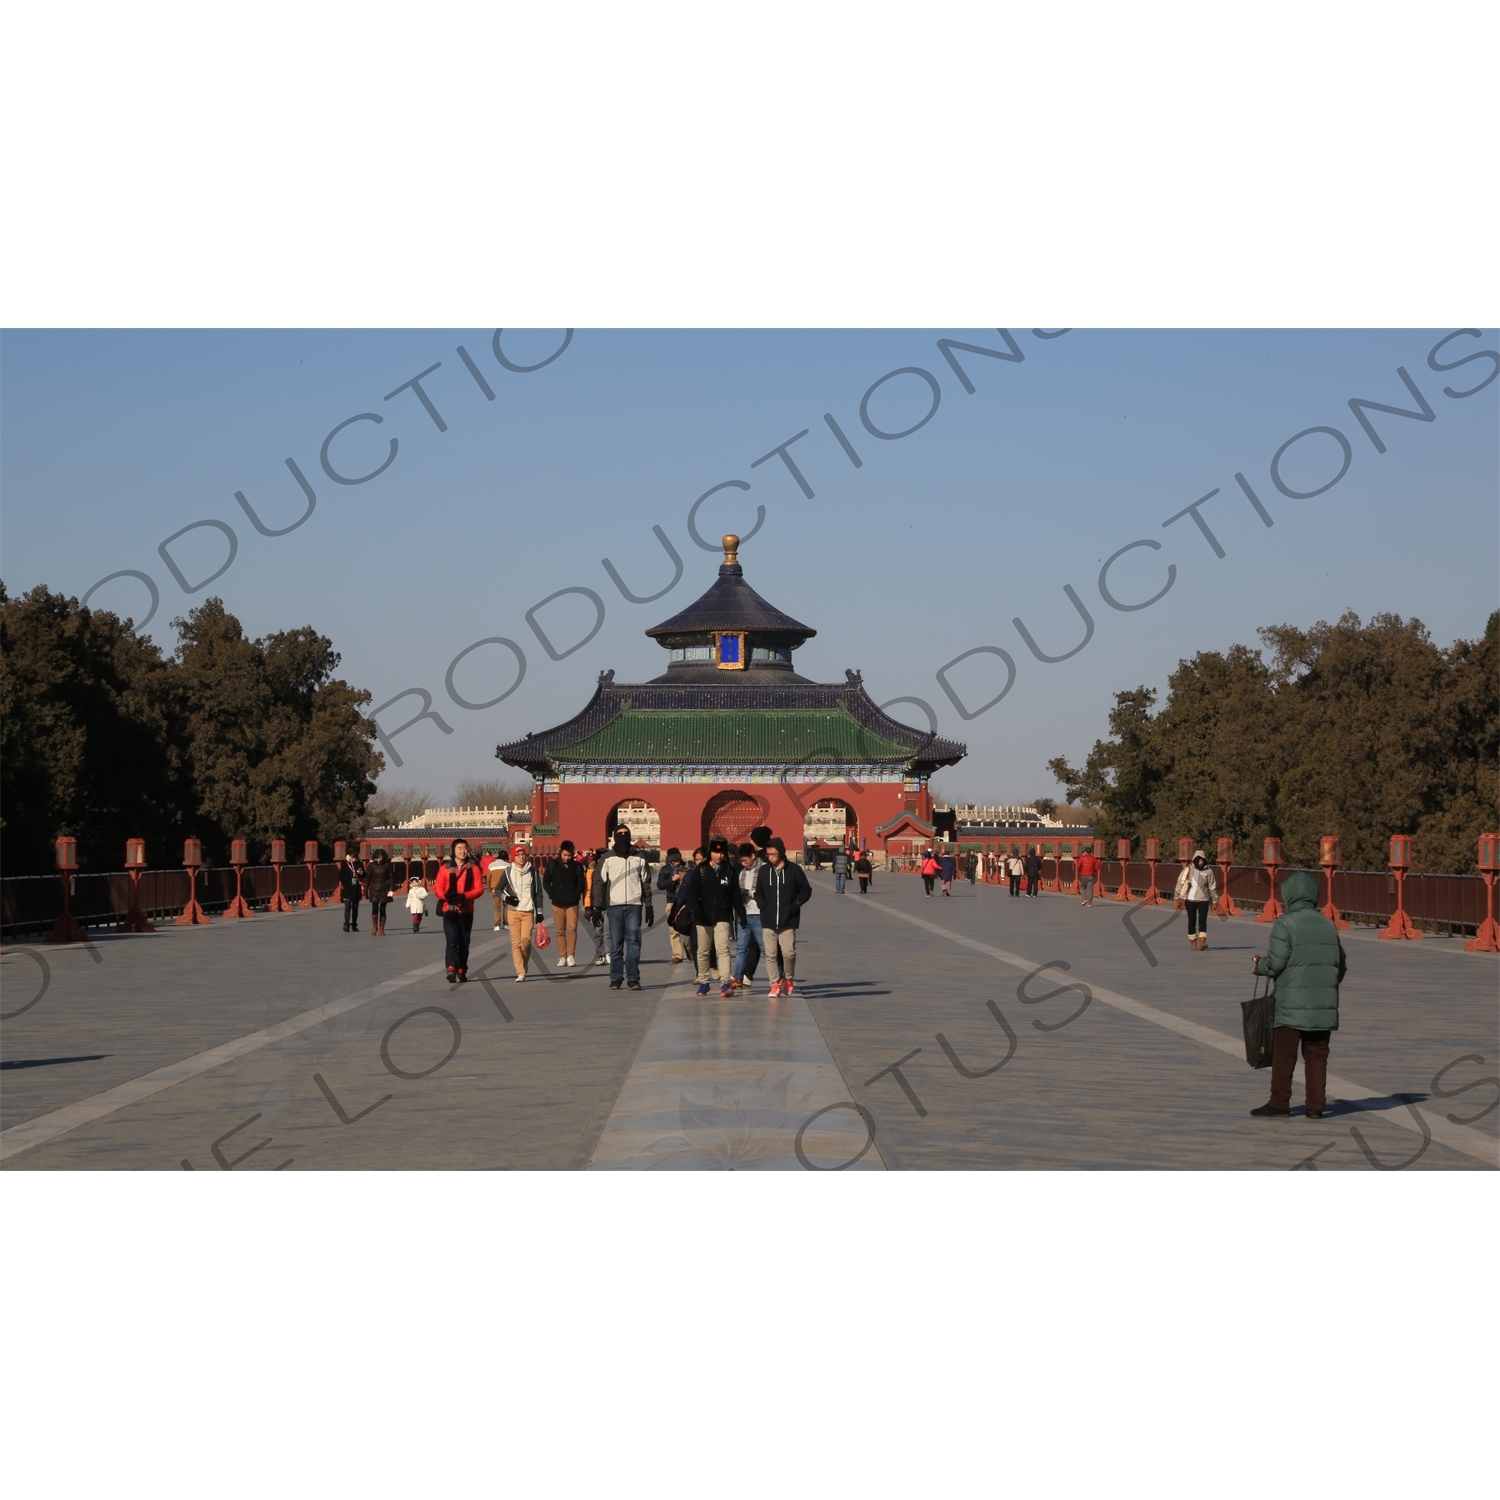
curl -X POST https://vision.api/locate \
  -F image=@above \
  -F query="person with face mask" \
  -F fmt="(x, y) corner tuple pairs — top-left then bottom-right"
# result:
(597, 826), (654, 991)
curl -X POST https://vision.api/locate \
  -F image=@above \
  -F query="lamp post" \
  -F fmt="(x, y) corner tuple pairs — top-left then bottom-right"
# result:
(1112, 838), (1133, 902)
(267, 838), (293, 912)
(1213, 837), (1241, 916)
(44, 836), (87, 943)
(1063, 842), (1082, 895)
(1139, 838), (1165, 905)
(300, 840), (328, 908)
(1379, 834), (1422, 940)
(224, 838), (255, 918)
(1465, 833), (1500, 952)
(175, 838), (210, 925)
(1169, 836), (1193, 909)
(1255, 838), (1284, 923)
(123, 838), (155, 933)
(1318, 836), (1349, 929)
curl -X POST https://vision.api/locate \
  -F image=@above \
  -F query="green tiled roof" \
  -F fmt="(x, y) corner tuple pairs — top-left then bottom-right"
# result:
(552, 708), (915, 765)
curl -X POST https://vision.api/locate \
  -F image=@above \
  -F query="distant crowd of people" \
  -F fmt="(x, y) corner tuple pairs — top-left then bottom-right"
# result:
(331, 823), (821, 1000)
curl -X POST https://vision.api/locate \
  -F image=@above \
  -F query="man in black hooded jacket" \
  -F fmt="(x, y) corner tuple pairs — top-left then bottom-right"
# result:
(681, 838), (742, 997)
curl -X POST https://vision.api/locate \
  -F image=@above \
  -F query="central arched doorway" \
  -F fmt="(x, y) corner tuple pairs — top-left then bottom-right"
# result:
(803, 797), (857, 849)
(606, 798), (660, 851)
(701, 789), (767, 848)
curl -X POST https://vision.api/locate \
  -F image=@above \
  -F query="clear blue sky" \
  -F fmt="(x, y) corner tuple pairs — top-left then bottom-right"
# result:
(3, 328), (1495, 805)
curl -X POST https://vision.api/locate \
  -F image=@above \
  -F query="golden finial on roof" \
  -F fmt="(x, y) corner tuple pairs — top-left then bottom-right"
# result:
(722, 534), (740, 566)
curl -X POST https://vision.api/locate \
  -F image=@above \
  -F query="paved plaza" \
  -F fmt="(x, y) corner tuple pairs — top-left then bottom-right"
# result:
(2, 872), (1496, 1171)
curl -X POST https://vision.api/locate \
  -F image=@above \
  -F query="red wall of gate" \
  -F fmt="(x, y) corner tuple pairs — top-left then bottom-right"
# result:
(548, 780), (911, 855)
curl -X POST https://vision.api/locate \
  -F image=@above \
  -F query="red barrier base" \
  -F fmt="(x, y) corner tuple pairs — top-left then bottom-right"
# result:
(1319, 901), (1350, 929)
(175, 899), (210, 926)
(300, 866), (328, 908)
(1256, 868), (1284, 923)
(122, 905), (156, 934)
(1465, 918), (1500, 952)
(224, 895), (255, 918)
(1379, 908), (1422, 940)
(44, 911), (87, 943)
(1138, 862), (1164, 905)
(1213, 862), (1242, 917)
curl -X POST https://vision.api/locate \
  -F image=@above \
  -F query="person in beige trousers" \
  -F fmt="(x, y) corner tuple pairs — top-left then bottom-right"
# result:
(497, 845), (545, 981)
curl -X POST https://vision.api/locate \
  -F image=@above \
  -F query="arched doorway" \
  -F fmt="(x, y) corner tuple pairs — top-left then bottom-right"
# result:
(701, 789), (768, 848)
(803, 797), (857, 849)
(606, 798), (660, 851)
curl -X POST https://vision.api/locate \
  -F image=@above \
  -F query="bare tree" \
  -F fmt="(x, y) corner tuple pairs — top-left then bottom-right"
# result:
(454, 776), (534, 809)
(364, 784), (434, 830)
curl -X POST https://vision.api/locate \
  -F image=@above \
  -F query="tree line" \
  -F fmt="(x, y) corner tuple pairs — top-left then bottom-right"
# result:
(1, 584), (383, 876)
(1047, 610), (1498, 874)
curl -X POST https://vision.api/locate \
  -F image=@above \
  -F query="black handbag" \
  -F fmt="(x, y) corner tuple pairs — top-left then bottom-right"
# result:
(1241, 974), (1276, 1069)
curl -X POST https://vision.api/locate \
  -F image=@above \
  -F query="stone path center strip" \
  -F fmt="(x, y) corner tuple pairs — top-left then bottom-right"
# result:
(588, 982), (882, 1171)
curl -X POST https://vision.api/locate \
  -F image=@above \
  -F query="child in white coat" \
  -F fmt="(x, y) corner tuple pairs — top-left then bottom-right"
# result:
(406, 873), (430, 932)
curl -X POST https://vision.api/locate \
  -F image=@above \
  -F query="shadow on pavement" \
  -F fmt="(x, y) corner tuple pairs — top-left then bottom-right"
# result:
(1319, 1092), (1432, 1117)
(1, 1054), (110, 1071)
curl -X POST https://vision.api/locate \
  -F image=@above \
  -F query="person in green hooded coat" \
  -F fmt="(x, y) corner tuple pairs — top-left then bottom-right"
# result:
(1249, 870), (1348, 1119)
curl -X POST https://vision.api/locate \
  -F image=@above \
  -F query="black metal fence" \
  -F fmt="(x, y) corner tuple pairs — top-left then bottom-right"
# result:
(0, 861), (434, 940)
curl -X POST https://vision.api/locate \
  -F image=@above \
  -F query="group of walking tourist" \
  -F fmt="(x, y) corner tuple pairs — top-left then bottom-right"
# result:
(331, 821), (822, 1002)
(654, 826), (814, 999)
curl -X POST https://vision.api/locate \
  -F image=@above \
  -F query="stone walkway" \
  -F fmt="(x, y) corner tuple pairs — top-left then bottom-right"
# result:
(587, 981), (879, 1169)
(2, 875), (1495, 1170)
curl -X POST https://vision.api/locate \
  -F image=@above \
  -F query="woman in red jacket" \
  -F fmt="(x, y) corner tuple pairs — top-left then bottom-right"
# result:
(433, 838), (484, 982)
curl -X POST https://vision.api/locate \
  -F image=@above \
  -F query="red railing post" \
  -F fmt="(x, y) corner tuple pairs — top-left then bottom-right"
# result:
(224, 838), (255, 918)
(1379, 834), (1421, 940)
(1213, 836), (1241, 916)
(1318, 835), (1349, 929)
(175, 838), (210, 925)
(1174, 837), (1193, 907)
(1464, 834), (1500, 952)
(1139, 838), (1165, 905)
(300, 840), (327, 908)
(267, 838), (293, 912)
(44, 836), (87, 943)
(1113, 838), (1133, 901)
(123, 838), (156, 933)
(1256, 838), (1284, 923)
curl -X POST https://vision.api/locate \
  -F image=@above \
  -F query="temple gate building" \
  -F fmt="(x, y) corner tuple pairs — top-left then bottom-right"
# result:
(496, 535), (966, 857)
